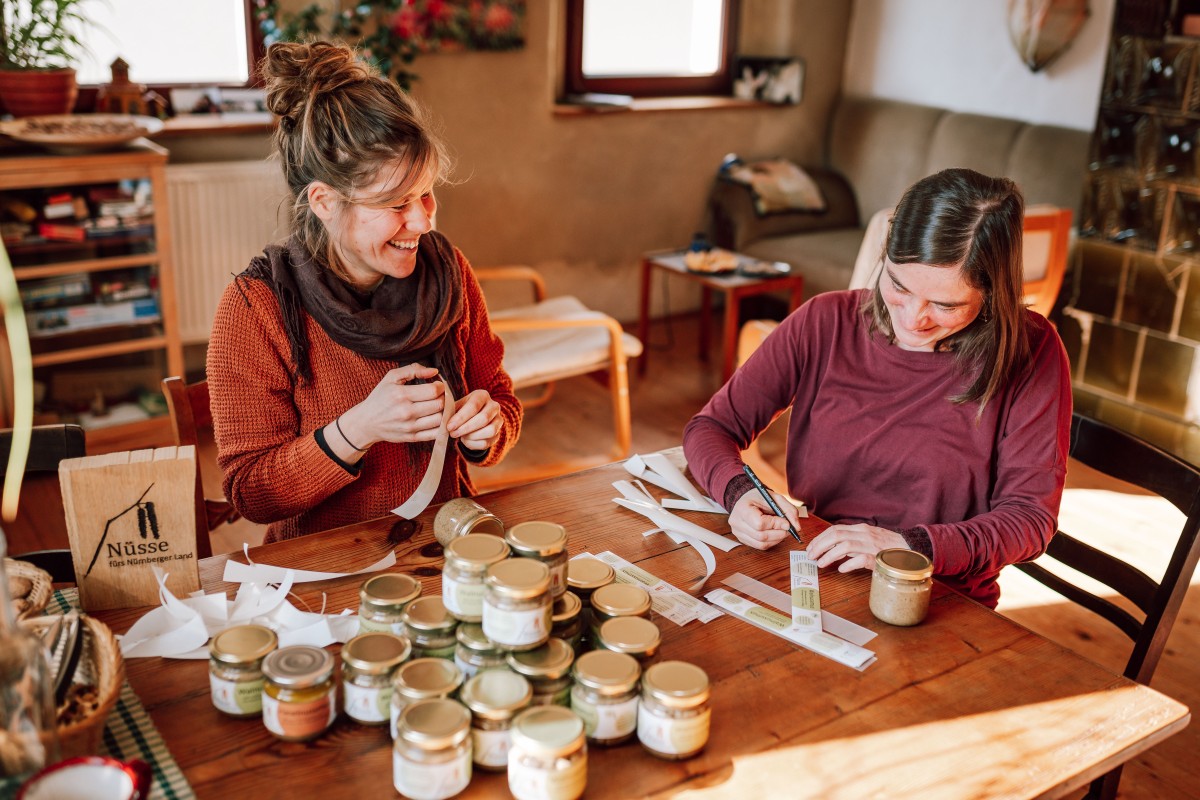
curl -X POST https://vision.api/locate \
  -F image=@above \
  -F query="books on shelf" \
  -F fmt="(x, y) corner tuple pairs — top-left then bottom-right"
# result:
(19, 272), (92, 309)
(28, 296), (161, 337)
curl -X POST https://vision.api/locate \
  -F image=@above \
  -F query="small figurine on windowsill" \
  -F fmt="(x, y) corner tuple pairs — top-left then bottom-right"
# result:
(96, 57), (166, 117)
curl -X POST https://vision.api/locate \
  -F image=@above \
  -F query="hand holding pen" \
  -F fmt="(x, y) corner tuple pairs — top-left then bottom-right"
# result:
(725, 464), (803, 549)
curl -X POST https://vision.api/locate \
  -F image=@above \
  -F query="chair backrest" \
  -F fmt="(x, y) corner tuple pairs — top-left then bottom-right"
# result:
(1016, 413), (1200, 685)
(161, 377), (217, 558)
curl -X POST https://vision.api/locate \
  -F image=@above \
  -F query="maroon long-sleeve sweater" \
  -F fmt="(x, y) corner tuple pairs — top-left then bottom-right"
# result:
(683, 290), (1071, 607)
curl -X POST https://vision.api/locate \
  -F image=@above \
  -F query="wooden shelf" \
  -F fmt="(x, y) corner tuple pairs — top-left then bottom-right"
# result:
(30, 334), (169, 367)
(13, 252), (161, 280)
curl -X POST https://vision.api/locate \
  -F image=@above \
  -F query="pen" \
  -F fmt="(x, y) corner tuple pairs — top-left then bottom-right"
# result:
(742, 463), (803, 544)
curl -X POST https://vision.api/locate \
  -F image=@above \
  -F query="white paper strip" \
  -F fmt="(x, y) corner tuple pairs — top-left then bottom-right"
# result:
(612, 480), (740, 553)
(789, 550), (822, 633)
(393, 380), (456, 518)
(624, 453), (725, 513)
(577, 551), (722, 625)
(706, 588), (876, 671)
(722, 572), (877, 647)
(222, 550), (397, 585)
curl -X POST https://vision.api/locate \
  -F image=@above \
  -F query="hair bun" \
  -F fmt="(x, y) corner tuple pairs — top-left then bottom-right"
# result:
(261, 41), (374, 120)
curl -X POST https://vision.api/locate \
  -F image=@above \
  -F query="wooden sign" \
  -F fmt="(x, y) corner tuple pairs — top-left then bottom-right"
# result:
(59, 446), (201, 611)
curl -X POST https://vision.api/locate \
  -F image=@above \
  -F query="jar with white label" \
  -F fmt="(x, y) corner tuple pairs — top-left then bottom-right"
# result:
(393, 698), (473, 800)
(342, 632), (411, 726)
(637, 661), (710, 760)
(442, 534), (510, 622)
(570, 650), (640, 746)
(589, 583), (652, 641)
(869, 548), (934, 626)
(209, 624), (277, 718)
(550, 591), (583, 654)
(390, 657), (465, 740)
(566, 557), (615, 646)
(508, 705), (587, 800)
(261, 645), (337, 742)
(359, 573), (422, 635)
(595, 616), (661, 667)
(506, 637), (575, 707)
(403, 596), (459, 659)
(454, 622), (508, 679)
(506, 521), (569, 598)
(459, 669), (533, 772)
(482, 558), (552, 651)
(433, 496), (505, 548)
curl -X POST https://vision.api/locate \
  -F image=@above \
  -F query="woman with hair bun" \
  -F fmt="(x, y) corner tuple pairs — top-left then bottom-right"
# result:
(207, 41), (521, 542)
(683, 168), (1072, 608)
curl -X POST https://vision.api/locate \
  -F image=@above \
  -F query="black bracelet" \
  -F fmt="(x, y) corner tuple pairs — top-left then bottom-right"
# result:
(334, 416), (368, 452)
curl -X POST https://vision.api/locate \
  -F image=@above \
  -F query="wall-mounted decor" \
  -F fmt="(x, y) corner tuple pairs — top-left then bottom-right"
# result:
(733, 57), (803, 104)
(1008, 0), (1090, 72)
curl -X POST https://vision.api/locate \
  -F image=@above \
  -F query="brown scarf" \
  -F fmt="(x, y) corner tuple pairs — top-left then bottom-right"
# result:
(239, 231), (466, 395)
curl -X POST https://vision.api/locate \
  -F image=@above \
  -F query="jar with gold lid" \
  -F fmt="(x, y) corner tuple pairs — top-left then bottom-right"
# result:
(567, 557), (615, 645)
(454, 622), (508, 679)
(403, 596), (459, 659)
(550, 591), (583, 653)
(595, 616), (660, 667)
(571, 650), (640, 746)
(390, 657), (465, 740)
(506, 637), (575, 707)
(261, 645), (337, 742)
(209, 624), (277, 718)
(589, 583), (652, 641)
(442, 534), (510, 622)
(342, 631), (411, 726)
(433, 496), (505, 548)
(508, 705), (587, 800)
(869, 548), (933, 626)
(482, 558), (552, 651)
(392, 698), (473, 800)
(459, 669), (533, 771)
(637, 660), (710, 760)
(359, 573), (422, 635)
(506, 521), (569, 597)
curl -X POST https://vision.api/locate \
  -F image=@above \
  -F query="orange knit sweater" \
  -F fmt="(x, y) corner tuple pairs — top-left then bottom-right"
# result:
(206, 247), (521, 542)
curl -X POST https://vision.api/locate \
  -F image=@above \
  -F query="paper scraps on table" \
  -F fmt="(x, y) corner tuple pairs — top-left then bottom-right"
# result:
(722, 572), (876, 647)
(623, 452), (725, 513)
(574, 552), (722, 626)
(223, 544), (397, 584)
(705, 588), (876, 671)
(612, 480), (727, 590)
(392, 380), (455, 519)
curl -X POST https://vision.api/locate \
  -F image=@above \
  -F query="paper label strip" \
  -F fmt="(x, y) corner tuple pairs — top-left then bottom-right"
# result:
(705, 588), (875, 671)
(612, 480), (739, 552)
(624, 452), (725, 513)
(789, 550), (822, 633)
(392, 380), (455, 519)
(575, 552), (722, 625)
(723, 572), (876, 647)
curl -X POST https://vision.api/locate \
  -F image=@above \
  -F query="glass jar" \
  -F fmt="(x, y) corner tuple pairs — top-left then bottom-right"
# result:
(342, 632), (411, 726)
(571, 650), (641, 746)
(442, 534), (510, 622)
(595, 616), (660, 667)
(359, 573), (422, 635)
(454, 622), (509, 679)
(433, 496), (505, 548)
(566, 557), (615, 645)
(209, 624), (277, 718)
(482, 558), (553, 651)
(638, 661), (710, 760)
(589, 583), (652, 641)
(390, 657), (465, 740)
(506, 637), (575, 707)
(550, 591), (583, 654)
(507, 705), (587, 800)
(506, 521), (569, 598)
(459, 669), (534, 771)
(869, 548), (934, 626)
(393, 698), (473, 800)
(403, 596), (459, 659)
(261, 645), (337, 742)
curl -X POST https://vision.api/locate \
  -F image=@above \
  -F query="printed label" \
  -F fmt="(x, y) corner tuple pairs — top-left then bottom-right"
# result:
(359, 616), (405, 635)
(549, 563), (567, 596)
(637, 705), (710, 755)
(393, 748), (471, 800)
(509, 750), (587, 800)
(472, 726), (512, 769)
(483, 602), (551, 647)
(443, 577), (485, 619)
(573, 695), (638, 741)
(790, 550), (822, 632)
(210, 673), (263, 716)
(343, 681), (391, 724)
(262, 691), (336, 739)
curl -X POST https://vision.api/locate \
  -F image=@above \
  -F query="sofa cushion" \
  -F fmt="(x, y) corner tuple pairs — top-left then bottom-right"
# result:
(924, 112), (1025, 178)
(742, 227), (867, 299)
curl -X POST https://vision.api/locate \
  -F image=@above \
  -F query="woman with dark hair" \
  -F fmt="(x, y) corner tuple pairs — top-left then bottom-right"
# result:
(683, 168), (1071, 607)
(207, 41), (521, 542)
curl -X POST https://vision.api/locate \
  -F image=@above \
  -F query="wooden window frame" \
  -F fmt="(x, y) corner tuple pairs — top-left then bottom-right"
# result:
(564, 0), (740, 98)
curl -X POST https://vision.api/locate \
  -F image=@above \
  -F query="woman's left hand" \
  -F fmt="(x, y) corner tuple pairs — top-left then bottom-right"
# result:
(448, 389), (502, 452)
(806, 523), (907, 572)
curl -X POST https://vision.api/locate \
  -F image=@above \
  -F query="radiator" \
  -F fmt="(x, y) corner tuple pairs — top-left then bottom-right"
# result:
(166, 160), (290, 343)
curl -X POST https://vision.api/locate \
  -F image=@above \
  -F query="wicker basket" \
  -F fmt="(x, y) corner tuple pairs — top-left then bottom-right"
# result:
(20, 614), (125, 760)
(5, 557), (52, 621)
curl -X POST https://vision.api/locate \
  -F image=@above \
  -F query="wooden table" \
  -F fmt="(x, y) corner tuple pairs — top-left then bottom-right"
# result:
(637, 250), (805, 383)
(95, 450), (1189, 799)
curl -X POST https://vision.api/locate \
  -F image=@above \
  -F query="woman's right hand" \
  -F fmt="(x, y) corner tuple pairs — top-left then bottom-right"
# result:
(728, 488), (802, 550)
(339, 364), (446, 449)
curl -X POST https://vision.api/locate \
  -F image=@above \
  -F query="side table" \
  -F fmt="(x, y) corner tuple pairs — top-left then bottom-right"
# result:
(637, 249), (805, 383)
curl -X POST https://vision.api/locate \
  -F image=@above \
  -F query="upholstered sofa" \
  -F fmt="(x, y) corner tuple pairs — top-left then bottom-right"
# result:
(707, 95), (1092, 299)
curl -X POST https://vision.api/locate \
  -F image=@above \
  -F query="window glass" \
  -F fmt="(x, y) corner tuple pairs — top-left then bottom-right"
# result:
(582, 0), (725, 78)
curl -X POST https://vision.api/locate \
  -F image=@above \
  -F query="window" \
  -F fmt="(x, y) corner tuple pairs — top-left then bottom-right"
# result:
(564, 0), (739, 98)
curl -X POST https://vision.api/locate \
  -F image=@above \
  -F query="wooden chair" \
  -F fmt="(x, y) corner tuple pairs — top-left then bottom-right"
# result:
(161, 376), (237, 559)
(1015, 412), (1200, 800)
(472, 265), (642, 487)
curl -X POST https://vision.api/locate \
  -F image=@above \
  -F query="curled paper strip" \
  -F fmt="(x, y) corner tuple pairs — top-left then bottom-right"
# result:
(624, 453), (725, 514)
(612, 480), (739, 553)
(722, 572), (876, 647)
(393, 380), (455, 519)
(223, 546), (397, 584)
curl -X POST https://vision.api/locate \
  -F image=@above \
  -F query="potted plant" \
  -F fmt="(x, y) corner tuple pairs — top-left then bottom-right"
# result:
(0, 0), (88, 117)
